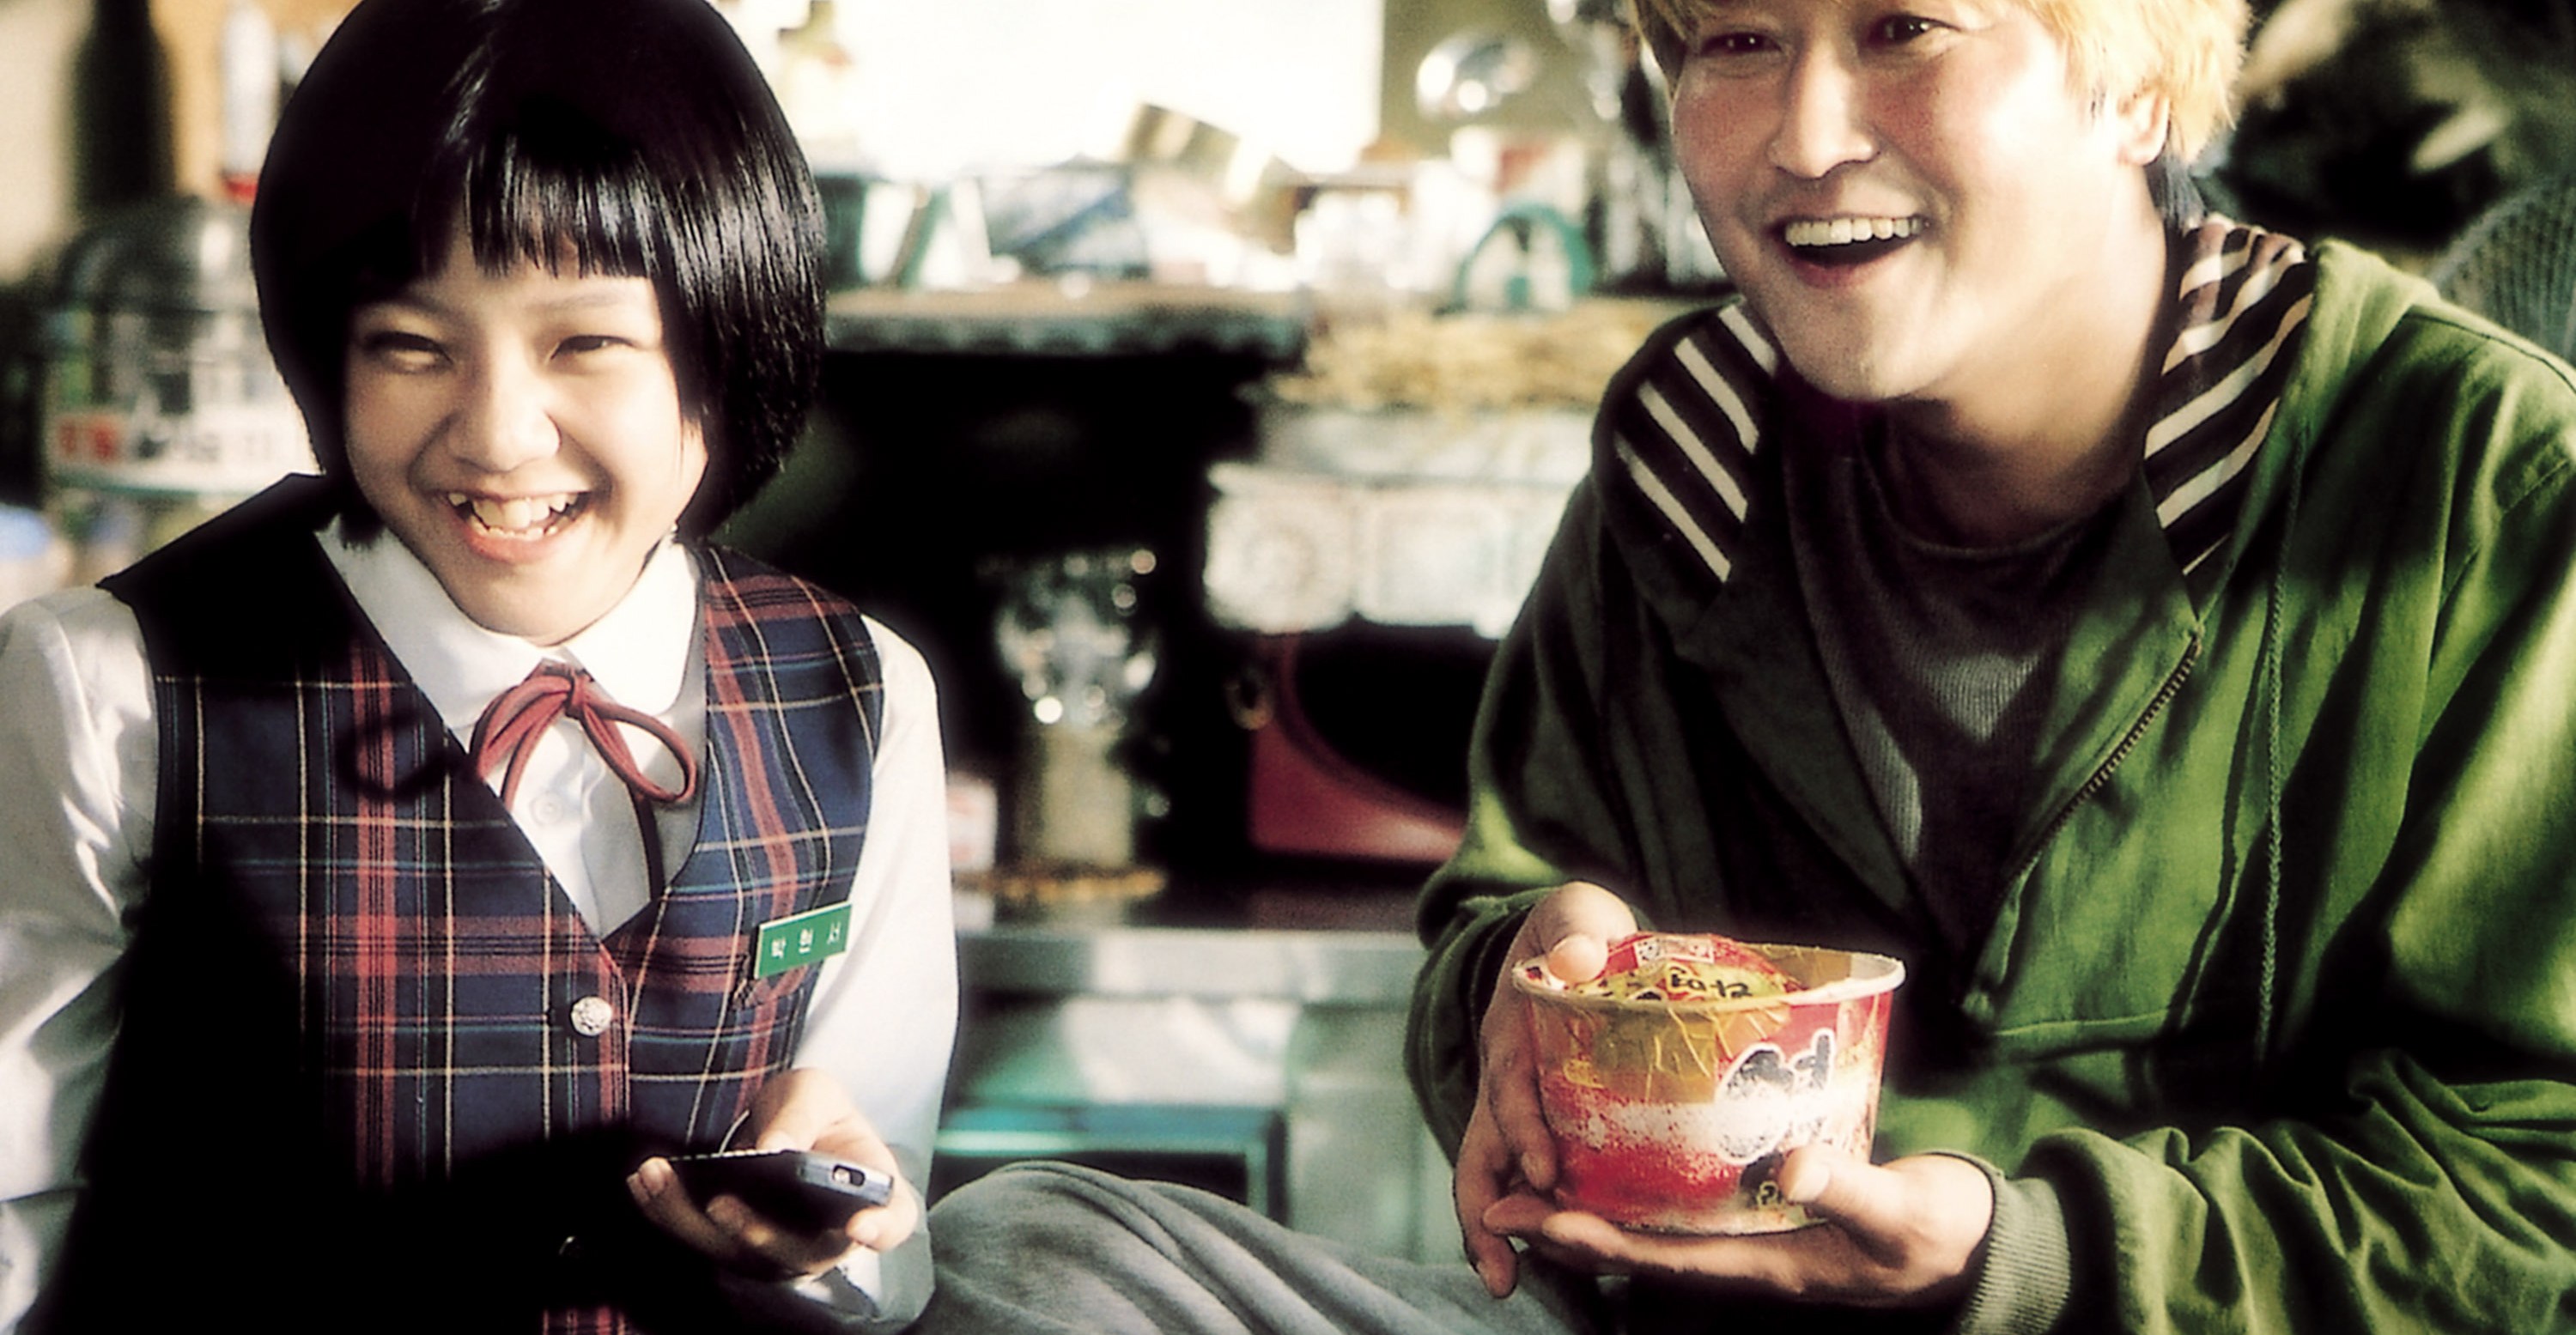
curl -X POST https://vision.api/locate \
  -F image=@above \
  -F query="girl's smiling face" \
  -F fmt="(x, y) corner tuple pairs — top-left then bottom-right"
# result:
(343, 228), (708, 646)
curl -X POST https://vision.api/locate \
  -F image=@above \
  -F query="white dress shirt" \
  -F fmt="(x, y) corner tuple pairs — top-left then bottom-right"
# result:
(0, 522), (957, 1332)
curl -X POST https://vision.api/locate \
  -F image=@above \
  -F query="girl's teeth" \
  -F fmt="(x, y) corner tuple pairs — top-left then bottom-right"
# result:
(447, 492), (575, 532)
(1784, 216), (1923, 248)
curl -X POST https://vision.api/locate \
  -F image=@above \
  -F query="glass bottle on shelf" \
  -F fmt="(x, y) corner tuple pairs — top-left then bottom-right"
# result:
(40, 197), (312, 583)
(218, 0), (281, 202)
(776, 0), (862, 163)
(775, 0), (872, 289)
(74, 0), (174, 212)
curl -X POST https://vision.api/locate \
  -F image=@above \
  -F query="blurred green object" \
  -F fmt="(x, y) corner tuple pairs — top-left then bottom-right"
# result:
(2219, 0), (2576, 256)
(2433, 173), (2576, 362)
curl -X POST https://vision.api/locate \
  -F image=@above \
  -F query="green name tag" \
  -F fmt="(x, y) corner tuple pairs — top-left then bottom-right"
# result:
(754, 902), (852, 979)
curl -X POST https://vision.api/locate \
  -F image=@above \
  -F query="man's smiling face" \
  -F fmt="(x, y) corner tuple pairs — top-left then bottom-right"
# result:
(1668, 0), (2166, 414)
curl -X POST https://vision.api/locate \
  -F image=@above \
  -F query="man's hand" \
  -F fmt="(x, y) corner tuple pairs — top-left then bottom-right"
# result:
(1455, 880), (1638, 1297)
(626, 1067), (920, 1279)
(1483, 1144), (1994, 1308)
(1453, 890), (1995, 1309)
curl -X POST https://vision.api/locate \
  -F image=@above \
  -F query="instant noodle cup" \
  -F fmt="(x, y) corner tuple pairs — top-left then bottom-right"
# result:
(1513, 931), (1905, 1235)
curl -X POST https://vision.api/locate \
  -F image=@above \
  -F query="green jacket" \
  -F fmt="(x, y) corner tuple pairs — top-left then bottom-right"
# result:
(1407, 234), (2576, 1332)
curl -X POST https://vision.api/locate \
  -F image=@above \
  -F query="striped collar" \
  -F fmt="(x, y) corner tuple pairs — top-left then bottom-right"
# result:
(1607, 218), (2316, 606)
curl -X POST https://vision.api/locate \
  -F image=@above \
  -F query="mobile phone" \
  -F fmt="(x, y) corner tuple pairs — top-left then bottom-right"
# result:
(667, 1148), (893, 1232)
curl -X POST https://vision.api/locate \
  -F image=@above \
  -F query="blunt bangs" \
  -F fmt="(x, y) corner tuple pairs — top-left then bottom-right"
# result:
(451, 101), (666, 288)
(252, 0), (824, 536)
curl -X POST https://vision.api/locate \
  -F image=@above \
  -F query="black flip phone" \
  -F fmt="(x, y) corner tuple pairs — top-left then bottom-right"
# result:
(667, 1148), (892, 1232)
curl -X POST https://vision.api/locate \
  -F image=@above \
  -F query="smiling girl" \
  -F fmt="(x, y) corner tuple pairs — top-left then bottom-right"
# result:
(0, 1), (956, 1331)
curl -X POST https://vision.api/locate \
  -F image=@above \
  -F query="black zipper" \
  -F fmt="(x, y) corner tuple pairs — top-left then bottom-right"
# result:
(2008, 634), (2204, 887)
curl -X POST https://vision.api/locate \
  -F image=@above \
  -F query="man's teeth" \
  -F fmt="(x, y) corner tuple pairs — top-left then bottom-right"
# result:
(448, 492), (578, 531)
(1783, 216), (1923, 248)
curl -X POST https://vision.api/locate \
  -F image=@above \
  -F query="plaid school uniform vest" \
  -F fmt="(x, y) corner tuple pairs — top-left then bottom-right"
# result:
(46, 479), (884, 1335)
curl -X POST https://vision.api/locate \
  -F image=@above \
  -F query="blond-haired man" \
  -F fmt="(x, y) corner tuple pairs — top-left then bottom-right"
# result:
(916, 1), (2576, 1330)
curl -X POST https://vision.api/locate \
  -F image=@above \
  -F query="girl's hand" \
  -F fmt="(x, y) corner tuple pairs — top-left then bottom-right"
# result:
(626, 1067), (920, 1278)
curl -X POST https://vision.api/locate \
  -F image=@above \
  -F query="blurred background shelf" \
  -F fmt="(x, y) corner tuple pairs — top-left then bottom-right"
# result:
(825, 282), (1309, 361)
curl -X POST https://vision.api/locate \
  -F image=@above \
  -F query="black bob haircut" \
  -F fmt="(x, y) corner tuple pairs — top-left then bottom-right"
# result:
(250, 0), (825, 537)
